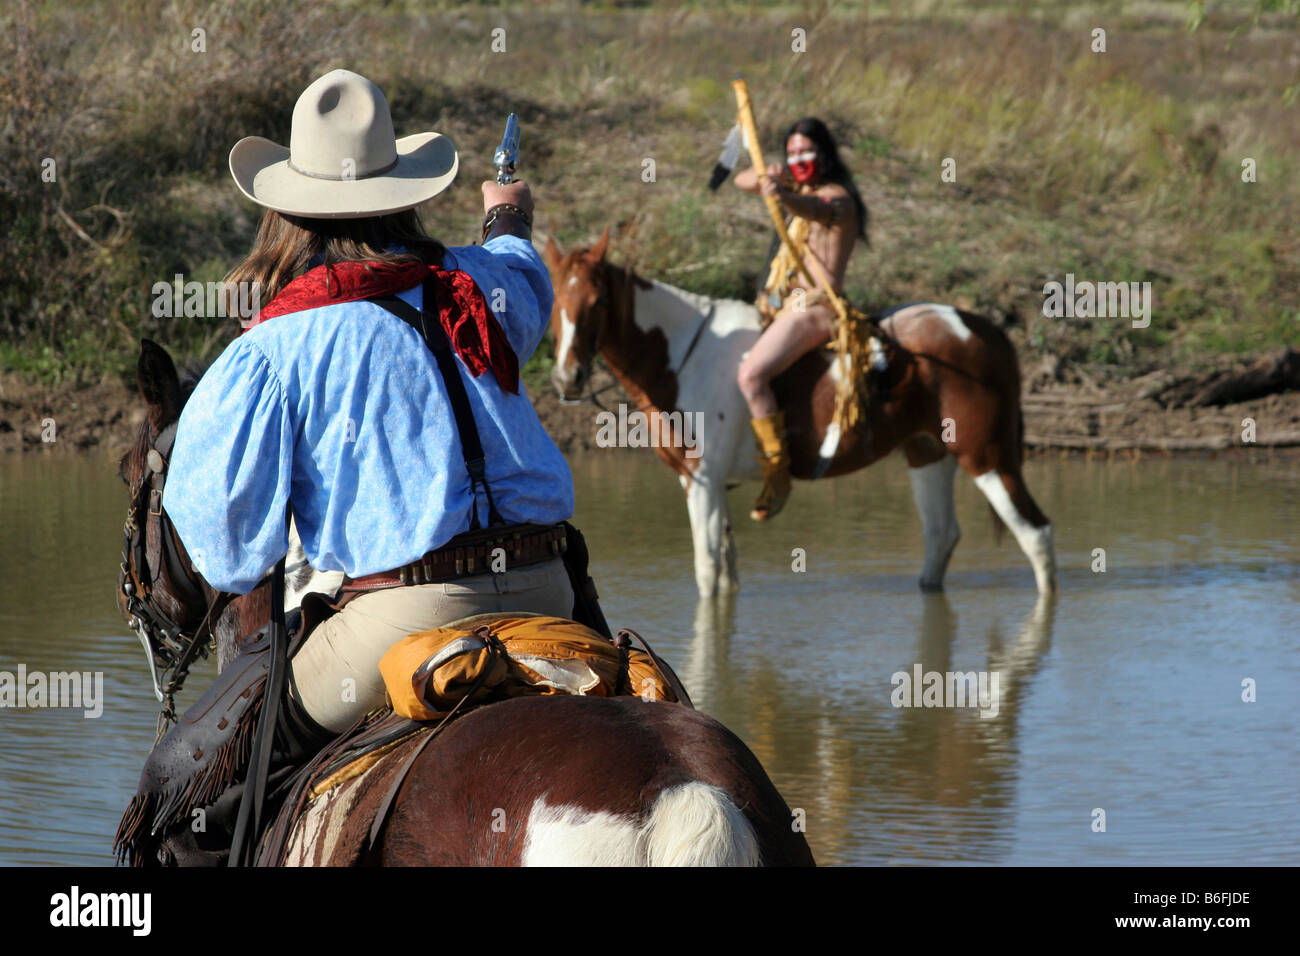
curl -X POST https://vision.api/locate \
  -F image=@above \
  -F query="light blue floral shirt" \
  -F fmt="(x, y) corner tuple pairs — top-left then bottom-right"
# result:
(163, 236), (573, 594)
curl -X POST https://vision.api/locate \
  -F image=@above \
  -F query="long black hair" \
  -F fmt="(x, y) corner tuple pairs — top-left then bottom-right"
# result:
(783, 117), (867, 240)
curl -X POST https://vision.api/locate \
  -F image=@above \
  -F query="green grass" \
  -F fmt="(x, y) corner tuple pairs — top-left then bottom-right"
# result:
(521, 337), (555, 396)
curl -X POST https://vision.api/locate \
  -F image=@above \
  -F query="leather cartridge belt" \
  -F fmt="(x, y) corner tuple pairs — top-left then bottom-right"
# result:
(343, 523), (568, 592)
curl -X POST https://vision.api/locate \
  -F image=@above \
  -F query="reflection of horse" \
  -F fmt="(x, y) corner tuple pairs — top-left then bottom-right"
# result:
(114, 339), (814, 867)
(545, 231), (1057, 598)
(681, 591), (1056, 863)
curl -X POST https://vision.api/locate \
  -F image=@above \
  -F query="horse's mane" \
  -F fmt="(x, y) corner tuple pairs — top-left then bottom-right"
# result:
(605, 259), (654, 293)
(644, 275), (717, 314)
(178, 360), (209, 397)
(592, 255), (732, 317)
(121, 357), (212, 481)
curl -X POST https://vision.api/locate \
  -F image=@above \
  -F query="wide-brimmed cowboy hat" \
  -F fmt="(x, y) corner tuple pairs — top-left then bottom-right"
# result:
(229, 69), (458, 219)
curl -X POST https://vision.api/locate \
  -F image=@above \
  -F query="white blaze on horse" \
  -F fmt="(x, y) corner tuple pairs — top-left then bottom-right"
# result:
(544, 229), (1057, 598)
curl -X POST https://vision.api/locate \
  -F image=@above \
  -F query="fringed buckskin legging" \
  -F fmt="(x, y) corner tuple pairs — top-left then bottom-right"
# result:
(289, 557), (573, 733)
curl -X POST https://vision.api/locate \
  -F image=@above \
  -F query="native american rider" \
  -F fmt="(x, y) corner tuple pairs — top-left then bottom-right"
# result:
(733, 117), (868, 521)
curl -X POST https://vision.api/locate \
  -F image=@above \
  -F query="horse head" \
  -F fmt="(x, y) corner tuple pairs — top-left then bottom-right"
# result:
(543, 226), (612, 401)
(117, 339), (235, 708)
(118, 340), (343, 710)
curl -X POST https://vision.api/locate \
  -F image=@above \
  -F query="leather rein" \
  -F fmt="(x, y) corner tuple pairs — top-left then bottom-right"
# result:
(119, 421), (264, 738)
(557, 278), (618, 410)
(559, 262), (714, 410)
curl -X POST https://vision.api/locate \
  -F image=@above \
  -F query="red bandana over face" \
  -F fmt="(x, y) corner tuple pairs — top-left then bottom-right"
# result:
(245, 260), (519, 393)
(787, 148), (819, 185)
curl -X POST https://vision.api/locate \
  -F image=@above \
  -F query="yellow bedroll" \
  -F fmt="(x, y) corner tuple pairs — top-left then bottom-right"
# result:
(379, 613), (679, 723)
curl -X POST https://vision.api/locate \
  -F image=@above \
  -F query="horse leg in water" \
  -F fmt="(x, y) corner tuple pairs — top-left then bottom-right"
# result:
(948, 406), (1056, 593)
(972, 467), (1056, 594)
(931, 349), (1057, 594)
(903, 435), (961, 592)
(686, 474), (739, 595)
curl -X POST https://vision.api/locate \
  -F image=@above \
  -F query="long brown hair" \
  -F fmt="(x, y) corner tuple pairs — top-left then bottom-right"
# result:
(783, 117), (867, 240)
(224, 208), (447, 310)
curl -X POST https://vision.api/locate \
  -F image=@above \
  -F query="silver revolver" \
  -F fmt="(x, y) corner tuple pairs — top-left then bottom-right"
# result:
(494, 113), (520, 184)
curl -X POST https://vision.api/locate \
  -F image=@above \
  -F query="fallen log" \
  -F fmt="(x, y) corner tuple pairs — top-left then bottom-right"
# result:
(1158, 347), (1300, 408)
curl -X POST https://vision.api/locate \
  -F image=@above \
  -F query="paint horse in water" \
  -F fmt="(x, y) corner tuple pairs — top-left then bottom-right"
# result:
(545, 229), (1057, 598)
(114, 339), (814, 866)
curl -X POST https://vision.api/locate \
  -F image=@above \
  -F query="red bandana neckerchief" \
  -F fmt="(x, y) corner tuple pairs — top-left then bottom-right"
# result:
(244, 260), (519, 394)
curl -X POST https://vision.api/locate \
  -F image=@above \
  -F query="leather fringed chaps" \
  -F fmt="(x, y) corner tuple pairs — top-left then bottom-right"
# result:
(114, 633), (273, 866)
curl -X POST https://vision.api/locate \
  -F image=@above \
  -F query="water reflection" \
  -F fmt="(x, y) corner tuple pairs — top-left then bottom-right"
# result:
(681, 592), (736, 714)
(682, 588), (1056, 864)
(2, 450), (1297, 865)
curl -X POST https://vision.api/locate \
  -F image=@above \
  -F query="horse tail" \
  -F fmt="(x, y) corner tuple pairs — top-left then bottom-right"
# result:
(640, 782), (761, 866)
(970, 311), (1026, 546)
(1016, 400), (1026, 467)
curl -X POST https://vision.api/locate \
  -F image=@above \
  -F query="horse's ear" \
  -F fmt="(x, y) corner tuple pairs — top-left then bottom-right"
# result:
(590, 226), (611, 262)
(137, 338), (183, 432)
(543, 235), (563, 270)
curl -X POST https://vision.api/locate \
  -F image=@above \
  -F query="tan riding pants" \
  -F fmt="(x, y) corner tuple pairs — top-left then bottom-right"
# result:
(290, 557), (574, 733)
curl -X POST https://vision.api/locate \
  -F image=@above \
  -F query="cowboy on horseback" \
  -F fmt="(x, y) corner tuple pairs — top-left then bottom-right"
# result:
(733, 117), (867, 521)
(118, 69), (582, 864)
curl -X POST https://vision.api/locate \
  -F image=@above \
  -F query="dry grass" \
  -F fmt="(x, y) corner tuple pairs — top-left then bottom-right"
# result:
(2, 0), (1297, 387)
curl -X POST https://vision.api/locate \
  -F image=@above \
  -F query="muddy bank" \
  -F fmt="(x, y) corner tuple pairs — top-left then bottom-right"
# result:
(0, 373), (144, 457)
(1022, 384), (1300, 455)
(1021, 348), (1300, 455)
(4, 360), (1297, 461)
(0, 367), (627, 459)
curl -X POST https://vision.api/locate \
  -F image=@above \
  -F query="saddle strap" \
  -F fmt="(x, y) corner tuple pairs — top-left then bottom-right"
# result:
(363, 631), (504, 857)
(362, 725), (440, 860)
(616, 627), (694, 709)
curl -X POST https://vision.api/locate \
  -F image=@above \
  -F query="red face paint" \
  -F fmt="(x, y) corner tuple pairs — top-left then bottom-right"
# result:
(787, 149), (819, 184)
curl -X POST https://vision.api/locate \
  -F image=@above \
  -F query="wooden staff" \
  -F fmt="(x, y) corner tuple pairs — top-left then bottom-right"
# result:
(731, 77), (850, 325)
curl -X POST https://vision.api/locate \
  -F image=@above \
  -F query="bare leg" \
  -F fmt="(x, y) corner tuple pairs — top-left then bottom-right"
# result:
(736, 304), (835, 418)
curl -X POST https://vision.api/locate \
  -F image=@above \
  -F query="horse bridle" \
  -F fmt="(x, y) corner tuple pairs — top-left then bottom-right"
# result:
(119, 421), (233, 733)
(559, 262), (718, 414)
(558, 269), (619, 410)
(120, 417), (292, 864)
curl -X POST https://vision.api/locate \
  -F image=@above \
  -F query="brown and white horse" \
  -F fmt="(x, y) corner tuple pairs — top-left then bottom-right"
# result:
(117, 339), (814, 866)
(544, 230), (1057, 598)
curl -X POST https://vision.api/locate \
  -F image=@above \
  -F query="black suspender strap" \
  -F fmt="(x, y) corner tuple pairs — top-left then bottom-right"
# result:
(369, 279), (504, 530)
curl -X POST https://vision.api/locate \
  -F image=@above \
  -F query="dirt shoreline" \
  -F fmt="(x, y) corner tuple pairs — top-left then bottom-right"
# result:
(4, 363), (1297, 463)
